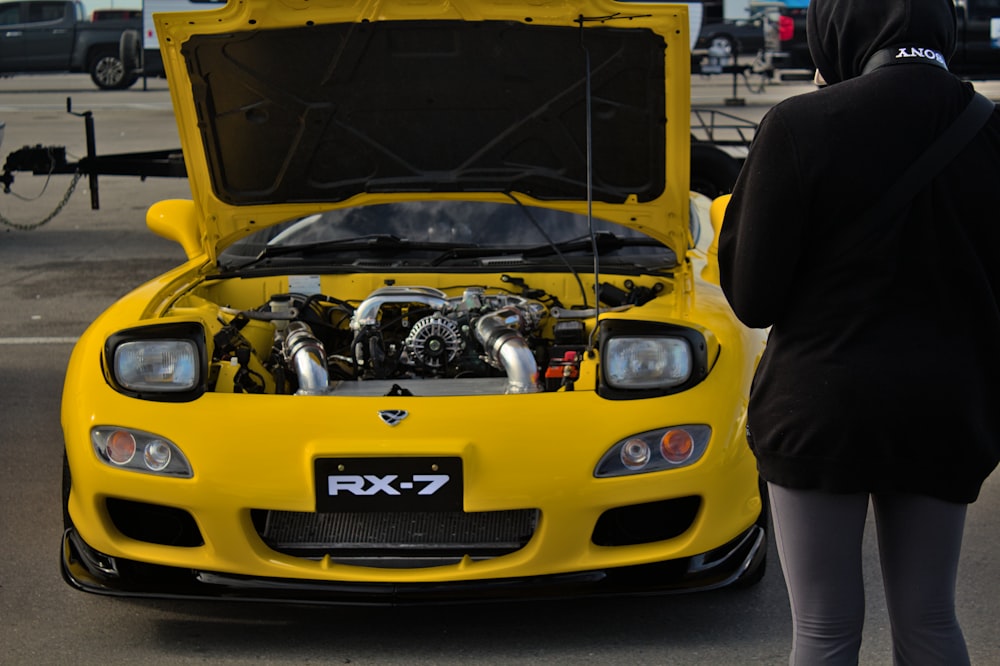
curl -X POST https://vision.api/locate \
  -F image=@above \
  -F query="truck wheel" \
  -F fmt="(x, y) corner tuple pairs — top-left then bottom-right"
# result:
(690, 142), (742, 198)
(708, 34), (737, 60)
(120, 29), (142, 74)
(89, 48), (138, 90)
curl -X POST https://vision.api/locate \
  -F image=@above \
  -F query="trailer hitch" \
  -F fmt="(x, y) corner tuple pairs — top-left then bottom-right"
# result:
(66, 98), (100, 209)
(1, 97), (187, 211)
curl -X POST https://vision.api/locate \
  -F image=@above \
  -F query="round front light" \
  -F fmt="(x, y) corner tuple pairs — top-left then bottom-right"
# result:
(661, 429), (694, 464)
(620, 438), (651, 469)
(106, 430), (137, 465)
(91, 427), (193, 478)
(595, 425), (711, 478)
(144, 439), (172, 471)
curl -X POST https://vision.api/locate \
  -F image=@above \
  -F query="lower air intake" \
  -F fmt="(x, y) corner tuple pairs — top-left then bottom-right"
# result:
(253, 509), (539, 568)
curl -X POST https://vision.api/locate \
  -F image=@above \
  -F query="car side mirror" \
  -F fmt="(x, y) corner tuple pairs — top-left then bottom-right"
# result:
(700, 194), (731, 284)
(146, 199), (204, 261)
(708, 194), (731, 260)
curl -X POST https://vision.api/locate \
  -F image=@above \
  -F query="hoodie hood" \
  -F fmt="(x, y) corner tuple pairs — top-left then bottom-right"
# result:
(807, 0), (956, 85)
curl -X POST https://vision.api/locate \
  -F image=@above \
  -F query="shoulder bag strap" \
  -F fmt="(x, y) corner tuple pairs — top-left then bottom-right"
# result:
(859, 92), (996, 228)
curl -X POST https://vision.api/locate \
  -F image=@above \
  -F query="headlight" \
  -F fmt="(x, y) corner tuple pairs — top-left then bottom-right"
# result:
(595, 425), (711, 477)
(115, 339), (198, 391)
(92, 427), (193, 477)
(598, 320), (709, 399)
(604, 337), (692, 389)
(105, 322), (206, 401)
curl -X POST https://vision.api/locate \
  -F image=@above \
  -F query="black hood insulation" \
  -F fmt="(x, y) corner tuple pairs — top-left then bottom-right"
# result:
(182, 20), (667, 206)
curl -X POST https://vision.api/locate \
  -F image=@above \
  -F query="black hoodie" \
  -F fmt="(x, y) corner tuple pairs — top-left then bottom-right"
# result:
(807, 0), (956, 85)
(719, 0), (1000, 503)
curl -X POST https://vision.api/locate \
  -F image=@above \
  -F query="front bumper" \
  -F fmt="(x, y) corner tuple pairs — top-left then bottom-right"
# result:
(62, 522), (765, 605)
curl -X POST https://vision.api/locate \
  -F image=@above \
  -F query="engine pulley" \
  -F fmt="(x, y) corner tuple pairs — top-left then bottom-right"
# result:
(404, 315), (463, 368)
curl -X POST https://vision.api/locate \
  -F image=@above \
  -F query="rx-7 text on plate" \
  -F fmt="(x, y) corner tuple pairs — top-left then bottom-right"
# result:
(60, 0), (769, 604)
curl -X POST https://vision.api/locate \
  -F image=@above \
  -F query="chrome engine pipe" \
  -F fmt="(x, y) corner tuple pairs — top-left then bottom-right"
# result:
(283, 322), (329, 395)
(351, 286), (450, 330)
(474, 309), (541, 394)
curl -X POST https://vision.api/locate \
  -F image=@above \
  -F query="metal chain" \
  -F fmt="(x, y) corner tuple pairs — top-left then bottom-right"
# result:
(0, 172), (83, 231)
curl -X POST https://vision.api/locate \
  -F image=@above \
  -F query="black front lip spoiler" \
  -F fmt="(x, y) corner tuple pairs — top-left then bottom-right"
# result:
(61, 525), (765, 606)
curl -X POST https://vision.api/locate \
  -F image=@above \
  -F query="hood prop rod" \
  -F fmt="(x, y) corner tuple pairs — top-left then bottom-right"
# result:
(577, 16), (601, 354)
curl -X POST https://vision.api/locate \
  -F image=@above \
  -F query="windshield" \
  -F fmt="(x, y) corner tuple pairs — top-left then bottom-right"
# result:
(218, 200), (675, 272)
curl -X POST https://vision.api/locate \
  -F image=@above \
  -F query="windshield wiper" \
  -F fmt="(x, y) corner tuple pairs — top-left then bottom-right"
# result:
(522, 231), (664, 257)
(222, 234), (469, 272)
(256, 234), (410, 259)
(428, 232), (666, 267)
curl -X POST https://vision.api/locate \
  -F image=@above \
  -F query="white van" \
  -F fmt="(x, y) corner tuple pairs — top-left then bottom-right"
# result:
(120, 0), (225, 78)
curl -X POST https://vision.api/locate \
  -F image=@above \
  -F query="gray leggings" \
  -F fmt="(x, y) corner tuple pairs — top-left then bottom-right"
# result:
(767, 483), (970, 666)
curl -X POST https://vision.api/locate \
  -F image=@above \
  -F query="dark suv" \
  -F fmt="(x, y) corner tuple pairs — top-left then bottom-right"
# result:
(777, 0), (1000, 79)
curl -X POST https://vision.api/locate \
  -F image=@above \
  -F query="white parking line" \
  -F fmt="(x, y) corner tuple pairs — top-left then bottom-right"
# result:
(0, 103), (174, 112)
(0, 337), (79, 345)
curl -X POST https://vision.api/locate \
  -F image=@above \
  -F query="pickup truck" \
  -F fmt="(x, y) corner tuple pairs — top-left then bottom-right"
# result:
(778, 0), (1000, 80)
(0, 0), (141, 89)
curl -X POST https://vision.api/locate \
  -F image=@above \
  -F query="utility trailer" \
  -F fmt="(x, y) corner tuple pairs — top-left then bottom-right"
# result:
(689, 107), (756, 197)
(2, 99), (754, 212)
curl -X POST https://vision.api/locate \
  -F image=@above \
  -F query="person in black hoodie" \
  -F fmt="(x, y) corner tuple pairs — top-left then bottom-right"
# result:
(718, 0), (1000, 663)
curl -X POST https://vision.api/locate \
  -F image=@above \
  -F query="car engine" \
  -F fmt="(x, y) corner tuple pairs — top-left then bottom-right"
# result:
(209, 285), (592, 397)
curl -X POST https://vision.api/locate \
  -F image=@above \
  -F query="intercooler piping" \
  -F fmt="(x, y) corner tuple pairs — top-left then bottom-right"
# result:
(351, 286), (449, 330)
(282, 322), (329, 395)
(474, 307), (541, 394)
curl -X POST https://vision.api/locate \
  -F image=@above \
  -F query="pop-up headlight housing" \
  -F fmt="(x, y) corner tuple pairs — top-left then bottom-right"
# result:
(104, 322), (206, 401)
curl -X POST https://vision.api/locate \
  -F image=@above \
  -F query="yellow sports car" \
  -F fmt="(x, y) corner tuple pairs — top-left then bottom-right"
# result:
(60, 0), (768, 603)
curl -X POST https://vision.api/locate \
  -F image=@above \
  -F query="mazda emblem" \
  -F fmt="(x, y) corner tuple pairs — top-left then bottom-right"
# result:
(378, 409), (408, 426)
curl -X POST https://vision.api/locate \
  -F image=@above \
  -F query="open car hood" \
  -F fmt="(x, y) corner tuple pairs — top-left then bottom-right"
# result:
(155, 0), (694, 260)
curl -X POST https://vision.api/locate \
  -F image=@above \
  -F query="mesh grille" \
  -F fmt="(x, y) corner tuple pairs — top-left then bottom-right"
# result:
(255, 509), (538, 563)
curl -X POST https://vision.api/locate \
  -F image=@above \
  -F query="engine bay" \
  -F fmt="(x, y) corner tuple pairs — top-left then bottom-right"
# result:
(194, 275), (669, 397)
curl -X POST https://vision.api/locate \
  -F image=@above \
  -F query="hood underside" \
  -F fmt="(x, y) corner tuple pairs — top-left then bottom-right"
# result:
(184, 20), (666, 205)
(155, 0), (693, 255)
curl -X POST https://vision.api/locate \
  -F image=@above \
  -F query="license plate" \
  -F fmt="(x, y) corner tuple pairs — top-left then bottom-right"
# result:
(314, 457), (463, 512)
